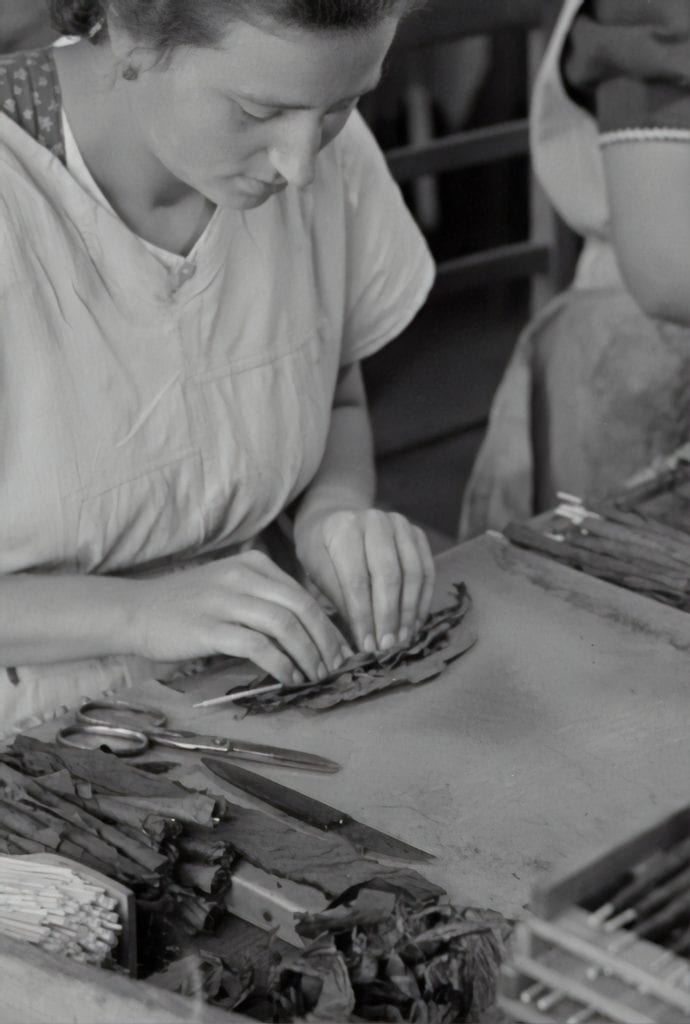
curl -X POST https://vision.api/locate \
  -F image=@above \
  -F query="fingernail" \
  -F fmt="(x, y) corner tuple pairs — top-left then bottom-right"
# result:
(341, 645), (355, 661)
(292, 670), (304, 686)
(317, 661), (328, 680)
(380, 633), (396, 650)
(363, 634), (376, 653)
(331, 654), (343, 672)
(398, 626), (409, 644)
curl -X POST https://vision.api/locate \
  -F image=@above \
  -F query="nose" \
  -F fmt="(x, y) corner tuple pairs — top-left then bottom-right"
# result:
(268, 114), (322, 189)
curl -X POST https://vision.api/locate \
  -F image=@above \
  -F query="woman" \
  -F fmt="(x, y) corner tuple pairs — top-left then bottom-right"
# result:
(460, 0), (690, 538)
(0, 0), (436, 734)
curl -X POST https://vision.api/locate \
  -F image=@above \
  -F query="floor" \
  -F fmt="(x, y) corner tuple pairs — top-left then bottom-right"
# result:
(364, 284), (528, 549)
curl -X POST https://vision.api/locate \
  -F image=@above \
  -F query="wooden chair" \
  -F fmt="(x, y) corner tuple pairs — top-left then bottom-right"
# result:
(361, 1), (580, 545)
(380, 0), (577, 308)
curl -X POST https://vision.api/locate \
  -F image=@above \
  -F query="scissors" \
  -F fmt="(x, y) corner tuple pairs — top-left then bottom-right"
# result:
(56, 699), (340, 773)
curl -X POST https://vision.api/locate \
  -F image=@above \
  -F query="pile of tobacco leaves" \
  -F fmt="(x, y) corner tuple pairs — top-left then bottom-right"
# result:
(0, 689), (512, 1023)
(0, 737), (240, 976)
(270, 885), (511, 1023)
(231, 583), (476, 713)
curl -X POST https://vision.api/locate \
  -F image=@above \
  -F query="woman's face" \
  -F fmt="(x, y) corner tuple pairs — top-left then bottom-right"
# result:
(117, 16), (399, 209)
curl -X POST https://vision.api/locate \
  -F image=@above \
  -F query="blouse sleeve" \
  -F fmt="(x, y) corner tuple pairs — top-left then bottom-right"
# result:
(336, 112), (436, 365)
(563, 0), (690, 140)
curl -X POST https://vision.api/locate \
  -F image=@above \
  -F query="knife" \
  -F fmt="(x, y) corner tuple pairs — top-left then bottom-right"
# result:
(202, 756), (435, 863)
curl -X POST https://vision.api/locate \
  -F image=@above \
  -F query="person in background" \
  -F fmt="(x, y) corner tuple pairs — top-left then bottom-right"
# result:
(0, 0), (435, 735)
(459, 0), (690, 539)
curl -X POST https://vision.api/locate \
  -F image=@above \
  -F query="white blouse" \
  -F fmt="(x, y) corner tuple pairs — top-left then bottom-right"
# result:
(0, 105), (434, 731)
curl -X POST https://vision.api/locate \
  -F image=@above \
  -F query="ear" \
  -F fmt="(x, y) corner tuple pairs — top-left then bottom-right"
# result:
(105, 5), (157, 68)
(103, 4), (134, 61)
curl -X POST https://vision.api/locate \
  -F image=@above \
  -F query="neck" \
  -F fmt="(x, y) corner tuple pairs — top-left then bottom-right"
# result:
(54, 40), (198, 212)
(53, 40), (214, 254)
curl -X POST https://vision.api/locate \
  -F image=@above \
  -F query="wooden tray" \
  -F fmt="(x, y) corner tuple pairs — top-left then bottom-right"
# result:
(498, 804), (690, 1023)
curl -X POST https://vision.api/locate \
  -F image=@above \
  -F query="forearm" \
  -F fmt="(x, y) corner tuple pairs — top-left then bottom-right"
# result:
(0, 573), (141, 667)
(604, 142), (690, 325)
(294, 362), (375, 540)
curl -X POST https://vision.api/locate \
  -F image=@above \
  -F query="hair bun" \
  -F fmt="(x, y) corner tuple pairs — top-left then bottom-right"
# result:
(49, 0), (105, 37)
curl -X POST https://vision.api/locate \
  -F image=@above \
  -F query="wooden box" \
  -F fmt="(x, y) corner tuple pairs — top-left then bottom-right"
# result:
(498, 804), (690, 1023)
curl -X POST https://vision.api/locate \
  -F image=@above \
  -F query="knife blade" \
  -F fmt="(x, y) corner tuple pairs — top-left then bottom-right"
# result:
(201, 756), (435, 863)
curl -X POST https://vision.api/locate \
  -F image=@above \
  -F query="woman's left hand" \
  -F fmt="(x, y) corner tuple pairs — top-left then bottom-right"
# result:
(295, 508), (435, 654)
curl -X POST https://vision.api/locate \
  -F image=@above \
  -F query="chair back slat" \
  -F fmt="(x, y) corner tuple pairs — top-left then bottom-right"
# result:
(386, 120), (529, 182)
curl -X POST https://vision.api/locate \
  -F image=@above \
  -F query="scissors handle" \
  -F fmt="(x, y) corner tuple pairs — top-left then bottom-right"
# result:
(77, 699), (167, 729)
(57, 723), (149, 757)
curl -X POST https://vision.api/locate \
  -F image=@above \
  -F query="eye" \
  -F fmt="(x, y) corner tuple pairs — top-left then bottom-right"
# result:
(239, 105), (280, 123)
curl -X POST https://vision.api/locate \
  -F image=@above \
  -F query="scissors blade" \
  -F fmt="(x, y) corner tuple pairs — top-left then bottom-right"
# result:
(202, 757), (435, 863)
(151, 728), (340, 773)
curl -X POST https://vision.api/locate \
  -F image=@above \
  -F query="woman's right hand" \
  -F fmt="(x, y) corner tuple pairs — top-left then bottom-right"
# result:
(131, 550), (351, 686)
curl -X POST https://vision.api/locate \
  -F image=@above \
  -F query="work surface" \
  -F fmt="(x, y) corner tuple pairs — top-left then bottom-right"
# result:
(30, 531), (690, 921)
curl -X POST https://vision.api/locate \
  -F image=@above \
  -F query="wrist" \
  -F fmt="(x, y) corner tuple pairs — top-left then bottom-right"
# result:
(294, 498), (366, 553)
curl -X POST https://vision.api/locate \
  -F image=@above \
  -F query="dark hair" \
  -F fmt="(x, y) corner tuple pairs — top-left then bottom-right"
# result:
(49, 0), (422, 47)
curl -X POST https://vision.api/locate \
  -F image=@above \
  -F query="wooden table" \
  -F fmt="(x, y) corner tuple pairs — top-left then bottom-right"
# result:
(5, 531), (690, 1021)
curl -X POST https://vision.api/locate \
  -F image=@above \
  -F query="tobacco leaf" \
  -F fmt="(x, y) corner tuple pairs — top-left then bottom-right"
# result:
(235, 584), (476, 714)
(273, 936), (356, 1022)
(212, 806), (443, 902)
(274, 889), (511, 1023)
(146, 948), (254, 1008)
(5, 738), (218, 826)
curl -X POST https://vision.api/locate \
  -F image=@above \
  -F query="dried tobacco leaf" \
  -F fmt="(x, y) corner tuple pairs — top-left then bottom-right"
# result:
(236, 583), (475, 714)
(212, 806), (444, 901)
(146, 948), (253, 1008)
(274, 887), (511, 1023)
(0, 740), (242, 977)
(6, 738), (218, 826)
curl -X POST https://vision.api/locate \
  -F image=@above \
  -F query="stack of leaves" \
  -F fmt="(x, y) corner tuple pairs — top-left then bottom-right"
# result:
(147, 948), (254, 1010)
(505, 498), (690, 611)
(270, 885), (511, 1023)
(0, 855), (121, 965)
(0, 738), (240, 970)
(232, 584), (476, 713)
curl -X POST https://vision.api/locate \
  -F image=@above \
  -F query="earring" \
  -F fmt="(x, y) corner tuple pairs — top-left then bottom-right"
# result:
(121, 64), (139, 81)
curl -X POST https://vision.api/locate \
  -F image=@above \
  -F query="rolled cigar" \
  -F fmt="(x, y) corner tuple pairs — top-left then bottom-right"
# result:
(505, 524), (688, 599)
(630, 863), (690, 922)
(562, 520), (690, 575)
(589, 838), (690, 923)
(27, 778), (168, 873)
(591, 503), (690, 555)
(636, 890), (690, 940)
(559, 527), (690, 580)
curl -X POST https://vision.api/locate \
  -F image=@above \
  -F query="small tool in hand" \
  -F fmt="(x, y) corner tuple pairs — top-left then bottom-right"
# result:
(56, 699), (340, 772)
(202, 755), (435, 863)
(193, 651), (386, 709)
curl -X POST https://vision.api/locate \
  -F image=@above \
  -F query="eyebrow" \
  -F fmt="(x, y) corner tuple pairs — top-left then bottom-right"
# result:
(233, 72), (383, 111)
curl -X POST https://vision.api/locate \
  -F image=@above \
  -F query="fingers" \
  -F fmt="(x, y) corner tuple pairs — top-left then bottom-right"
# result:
(210, 624), (312, 687)
(319, 511), (436, 653)
(388, 515), (425, 641)
(414, 526), (436, 628)
(369, 513), (435, 645)
(210, 551), (348, 685)
(321, 513), (376, 652)
(365, 513), (403, 649)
